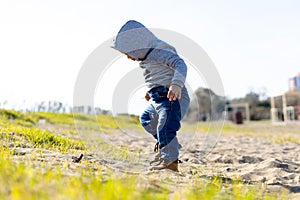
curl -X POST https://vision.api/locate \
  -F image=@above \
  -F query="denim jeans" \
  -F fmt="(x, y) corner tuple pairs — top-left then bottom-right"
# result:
(140, 86), (190, 161)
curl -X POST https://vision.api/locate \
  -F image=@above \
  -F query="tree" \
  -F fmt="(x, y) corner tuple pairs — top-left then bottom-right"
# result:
(186, 87), (226, 121)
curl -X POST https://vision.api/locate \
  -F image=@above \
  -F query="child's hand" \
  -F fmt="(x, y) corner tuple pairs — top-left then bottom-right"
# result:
(167, 85), (182, 101)
(145, 92), (150, 101)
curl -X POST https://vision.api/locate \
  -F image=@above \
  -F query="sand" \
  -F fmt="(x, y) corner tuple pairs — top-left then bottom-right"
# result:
(87, 123), (300, 198)
(5, 121), (300, 199)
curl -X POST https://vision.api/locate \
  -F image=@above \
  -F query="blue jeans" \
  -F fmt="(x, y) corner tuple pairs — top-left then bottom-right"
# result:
(140, 86), (190, 161)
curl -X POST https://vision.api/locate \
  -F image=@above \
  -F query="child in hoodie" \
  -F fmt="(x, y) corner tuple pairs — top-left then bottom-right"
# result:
(113, 20), (190, 172)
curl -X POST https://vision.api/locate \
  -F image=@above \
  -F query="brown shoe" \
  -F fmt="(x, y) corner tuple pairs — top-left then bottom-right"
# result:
(149, 159), (179, 172)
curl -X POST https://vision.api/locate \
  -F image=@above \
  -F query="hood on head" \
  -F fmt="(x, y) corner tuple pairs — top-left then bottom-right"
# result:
(112, 20), (158, 61)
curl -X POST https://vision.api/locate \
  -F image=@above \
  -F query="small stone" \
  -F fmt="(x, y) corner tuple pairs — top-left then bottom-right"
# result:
(9, 132), (15, 136)
(226, 168), (235, 172)
(13, 149), (26, 156)
(72, 154), (83, 163)
(189, 158), (200, 164)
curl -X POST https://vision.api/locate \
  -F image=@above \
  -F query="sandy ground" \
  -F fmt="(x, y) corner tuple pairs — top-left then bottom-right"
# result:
(88, 124), (300, 198)
(7, 122), (300, 199)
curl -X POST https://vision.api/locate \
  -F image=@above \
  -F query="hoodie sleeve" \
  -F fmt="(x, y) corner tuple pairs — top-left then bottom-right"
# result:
(165, 53), (187, 88)
(145, 47), (187, 88)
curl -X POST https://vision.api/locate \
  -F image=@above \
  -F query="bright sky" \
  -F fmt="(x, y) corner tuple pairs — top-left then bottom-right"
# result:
(1, 0), (300, 114)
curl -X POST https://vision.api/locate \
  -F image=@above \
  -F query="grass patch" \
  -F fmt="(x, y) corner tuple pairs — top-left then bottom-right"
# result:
(0, 153), (168, 200)
(0, 153), (287, 200)
(0, 110), (296, 199)
(179, 176), (288, 200)
(0, 109), (144, 133)
(0, 125), (84, 152)
(0, 109), (37, 127)
(183, 120), (300, 144)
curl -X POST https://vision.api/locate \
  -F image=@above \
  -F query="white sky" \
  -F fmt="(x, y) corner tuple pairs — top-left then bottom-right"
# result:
(1, 0), (300, 114)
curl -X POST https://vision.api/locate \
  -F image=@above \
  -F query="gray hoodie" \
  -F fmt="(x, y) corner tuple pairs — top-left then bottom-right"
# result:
(113, 20), (187, 89)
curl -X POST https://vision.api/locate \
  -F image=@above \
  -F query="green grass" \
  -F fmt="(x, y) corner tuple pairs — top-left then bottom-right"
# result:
(0, 126), (85, 152)
(0, 109), (37, 127)
(0, 152), (287, 200)
(0, 154), (129, 199)
(0, 109), (295, 199)
(182, 120), (300, 144)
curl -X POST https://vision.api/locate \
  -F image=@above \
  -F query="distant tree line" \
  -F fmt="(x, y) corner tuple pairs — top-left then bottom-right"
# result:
(0, 100), (107, 115)
(185, 87), (271, 122)
(1, 88), (275, 121)
(185, 87), (226, 122)
(229, 91), (270, 120)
